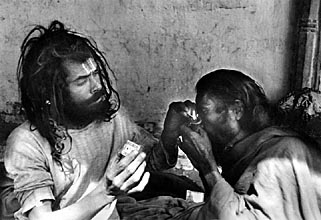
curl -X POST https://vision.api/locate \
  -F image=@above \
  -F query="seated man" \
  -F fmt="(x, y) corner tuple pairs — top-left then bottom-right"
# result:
(168, 69), (321, 219)
(4, 20), (192, 220)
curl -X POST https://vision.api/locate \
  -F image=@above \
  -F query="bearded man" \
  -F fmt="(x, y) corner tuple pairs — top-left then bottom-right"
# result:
(4, 20), (186, 220)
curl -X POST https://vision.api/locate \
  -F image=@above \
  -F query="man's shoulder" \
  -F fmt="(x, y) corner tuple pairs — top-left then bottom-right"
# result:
(5, 121), (50, 163)
(258, 126), (315, 157)
(7, 121), (46, 146)
(9, 121), (36, 136)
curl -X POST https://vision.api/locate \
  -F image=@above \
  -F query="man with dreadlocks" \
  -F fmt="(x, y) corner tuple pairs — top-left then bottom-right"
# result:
(3, 21), (188, 220)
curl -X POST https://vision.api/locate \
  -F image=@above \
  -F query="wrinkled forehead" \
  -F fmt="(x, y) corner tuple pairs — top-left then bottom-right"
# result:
(196, 93), (222, 108)
(195, 92), (208, 104)
(63, 57), (99, 82)
(81, 58), (98, 74)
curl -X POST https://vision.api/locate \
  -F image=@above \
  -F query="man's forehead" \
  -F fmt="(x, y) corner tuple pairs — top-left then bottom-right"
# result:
(64, 57), (99, 83)
(81, 58), (97, 74)
(196, 93), (217, 105)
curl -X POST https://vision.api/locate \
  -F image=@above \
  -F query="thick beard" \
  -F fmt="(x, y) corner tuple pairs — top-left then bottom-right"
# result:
(63, 93), (109, 128)
(205, 113), (237, 164)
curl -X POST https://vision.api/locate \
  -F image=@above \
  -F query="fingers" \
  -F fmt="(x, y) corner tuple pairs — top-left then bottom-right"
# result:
(170, 101), (196, 116)
(108, 152), (147, 194)
(106, 149), (140, 180)
(118, 148), (142, 170)
(183, 100), (195, 107)
(119, 160), (147, 191)
(118, 149), (140, 165)
(183, 100), (197, 117)
(179, 125), (195, 152)
(181, 123), (206, 137)
(180, 124), (197, 139)
(179, 124), (208, 154)
(128, 171), (150, 194)
(169, 102), (186, 113)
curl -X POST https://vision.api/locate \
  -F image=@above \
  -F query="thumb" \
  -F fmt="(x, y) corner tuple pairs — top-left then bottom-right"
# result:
(179, 124), (193, 135)
(198, 126), (208, 137)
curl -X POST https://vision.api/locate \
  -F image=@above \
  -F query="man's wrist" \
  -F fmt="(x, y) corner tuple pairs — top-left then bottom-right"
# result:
(159, 134), (178, 166)
(160, 131), (179, 150)
(202, 169), (222, 190)
(89, 186), (116, 209)
(161, 129), (178, 141)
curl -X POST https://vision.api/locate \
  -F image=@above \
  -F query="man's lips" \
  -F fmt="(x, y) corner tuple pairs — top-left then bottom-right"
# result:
(88, 90), (105, 104)
(95, 95), (106, 103)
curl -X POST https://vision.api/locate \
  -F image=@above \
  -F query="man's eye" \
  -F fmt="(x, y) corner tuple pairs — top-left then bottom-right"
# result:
(201, 108), (208, 114)
(93, 70), (100, 77)
(76, 79), (87, 86)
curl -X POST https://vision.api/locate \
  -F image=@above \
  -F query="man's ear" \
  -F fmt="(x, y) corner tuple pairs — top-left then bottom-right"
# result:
(230, 99), (244, 120)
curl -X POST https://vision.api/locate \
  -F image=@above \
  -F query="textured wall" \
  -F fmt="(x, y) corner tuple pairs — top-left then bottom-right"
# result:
(0, 0), (297, 124)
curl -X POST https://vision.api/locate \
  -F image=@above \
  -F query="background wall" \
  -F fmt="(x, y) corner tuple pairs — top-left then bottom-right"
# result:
(0, 0), (298, 125)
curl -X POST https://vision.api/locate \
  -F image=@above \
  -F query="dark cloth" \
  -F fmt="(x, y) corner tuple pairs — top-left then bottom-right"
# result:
(117, 171), (204, 220)
(117, 195), (197, 220)
(130, 172), (203, 201)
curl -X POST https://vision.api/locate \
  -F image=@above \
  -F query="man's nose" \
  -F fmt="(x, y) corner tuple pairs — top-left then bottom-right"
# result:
(90, 74), (102, 93)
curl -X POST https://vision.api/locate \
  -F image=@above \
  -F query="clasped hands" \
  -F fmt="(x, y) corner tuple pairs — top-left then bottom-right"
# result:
(163, 100), (219, 175)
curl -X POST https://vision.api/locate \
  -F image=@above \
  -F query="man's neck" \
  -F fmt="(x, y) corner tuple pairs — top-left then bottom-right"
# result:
(226, 129), (249, 149)
(64, 116), (96, 130)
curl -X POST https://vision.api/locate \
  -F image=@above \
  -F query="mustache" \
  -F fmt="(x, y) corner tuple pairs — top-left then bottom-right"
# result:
(87, 90), (107, 104)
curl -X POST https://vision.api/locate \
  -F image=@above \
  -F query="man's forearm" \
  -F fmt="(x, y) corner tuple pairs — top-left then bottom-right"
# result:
(160, 130), (179, 157)
(29, 186), (115, 220)
(146, 131), (179, 171)
(200, 169), (222, 194)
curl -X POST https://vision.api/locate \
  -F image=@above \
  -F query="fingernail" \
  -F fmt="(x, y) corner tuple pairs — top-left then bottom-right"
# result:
(140, 152), (146, 158)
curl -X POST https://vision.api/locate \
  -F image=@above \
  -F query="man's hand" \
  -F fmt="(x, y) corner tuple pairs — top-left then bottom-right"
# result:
(105, 150), (150, 196)
(179, 124), (218, 175)
(162, 100), (197, 139)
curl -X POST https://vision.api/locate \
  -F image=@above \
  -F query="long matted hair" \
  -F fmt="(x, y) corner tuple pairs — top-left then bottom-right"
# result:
(17, 20), (120, 163)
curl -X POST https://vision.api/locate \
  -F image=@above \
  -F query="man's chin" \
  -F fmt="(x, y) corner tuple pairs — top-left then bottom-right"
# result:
(65, 111), (105, 127)
(64, 103), (108, 126)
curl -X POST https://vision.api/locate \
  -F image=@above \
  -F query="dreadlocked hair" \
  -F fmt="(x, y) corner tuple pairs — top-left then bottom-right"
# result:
(17, 20), (120, 164)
